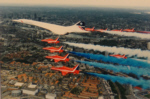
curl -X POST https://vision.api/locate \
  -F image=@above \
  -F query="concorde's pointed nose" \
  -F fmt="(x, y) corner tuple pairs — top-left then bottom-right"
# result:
(12, 19), (23, 23)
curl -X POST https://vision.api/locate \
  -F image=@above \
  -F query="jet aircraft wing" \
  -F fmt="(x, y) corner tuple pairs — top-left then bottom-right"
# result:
(13, 19), (68, 35)
(13, 19), (90, 35)
(49, 55), (63, 58)
(61, 72), (68, 76)
(54, 59), (61, 63)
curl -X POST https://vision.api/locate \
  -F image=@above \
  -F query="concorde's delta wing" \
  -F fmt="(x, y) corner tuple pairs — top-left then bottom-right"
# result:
(13, 19), (90, 35)
(13, 19), (69, 35)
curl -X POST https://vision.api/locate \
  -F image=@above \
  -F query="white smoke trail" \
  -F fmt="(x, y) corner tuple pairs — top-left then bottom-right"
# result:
(132, 58), (150, 63)
(103, 31), (150, 39)
(64, 42), (150, 59)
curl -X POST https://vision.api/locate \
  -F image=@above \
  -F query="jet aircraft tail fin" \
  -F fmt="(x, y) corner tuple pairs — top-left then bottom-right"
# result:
(75, 21), (85, 27)
(59, 46), (63, 50)
(64, 54), (69, 59)
(123, 54), (125, 57)
(72, 64), (79, 71)
(55, 37), (59, 41)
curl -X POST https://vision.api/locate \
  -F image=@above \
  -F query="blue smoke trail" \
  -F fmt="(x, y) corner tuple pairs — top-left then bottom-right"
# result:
(65, 42), (150, 59)
(70, 51), (150, 68)
(77, 60), (150, 77)
(86, 72), (150, 89)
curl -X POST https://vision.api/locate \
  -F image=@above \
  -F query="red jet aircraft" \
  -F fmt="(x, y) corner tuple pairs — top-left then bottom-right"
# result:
(43, 46), (63, 53)
(41, 37), (59, 44)
(45, 54), (69, 62)
(111, 29), (122, 32)
(136, 31), (150, 34)
(123, 28), (135, 32)
(134, 86), (142, 91)
(51, 64), (80, 76)
(85, 27), (95, 32)
(109, 54), (127, 59)
(95, 28), (107, 32)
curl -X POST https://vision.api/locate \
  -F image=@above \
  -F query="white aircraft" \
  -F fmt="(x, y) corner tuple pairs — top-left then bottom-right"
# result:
(12, 19), (90, 35)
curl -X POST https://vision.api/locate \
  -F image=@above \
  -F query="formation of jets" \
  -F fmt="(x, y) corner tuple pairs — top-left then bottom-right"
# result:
(12, 18), (150, 39)
(41, 37), (128, 76)
(94, 28), (135, 32)
(13, 19), (134, 73)
(13, 19), (132, 73)
(12, 19), (148, 90)
(41, 37), (79, 76)
(13, 19), (150, 37)
(95, 28), (150, 35)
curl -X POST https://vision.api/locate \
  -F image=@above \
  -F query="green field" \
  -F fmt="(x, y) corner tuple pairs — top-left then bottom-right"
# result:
(145, 94), (150, 98)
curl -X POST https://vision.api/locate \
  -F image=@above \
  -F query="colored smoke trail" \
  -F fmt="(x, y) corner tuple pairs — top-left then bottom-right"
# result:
(86, 72), (150, 89)
(77, 60), (150, 76)
(103, 31), (150, 39)
(70, 51), (150, 68)
(64, 42), (150, 59)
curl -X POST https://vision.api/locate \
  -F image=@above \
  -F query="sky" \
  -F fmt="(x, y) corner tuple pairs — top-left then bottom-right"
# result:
(0, 0), (150, 9)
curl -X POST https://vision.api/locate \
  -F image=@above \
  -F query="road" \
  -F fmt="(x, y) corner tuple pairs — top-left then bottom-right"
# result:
(113, 83), (121, 99)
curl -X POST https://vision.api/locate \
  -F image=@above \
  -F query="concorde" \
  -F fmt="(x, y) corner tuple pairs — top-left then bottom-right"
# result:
(13, 19), (90, 35)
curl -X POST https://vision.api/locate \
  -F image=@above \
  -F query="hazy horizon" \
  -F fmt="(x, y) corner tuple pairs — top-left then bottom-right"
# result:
(0, 0), (150, 10)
